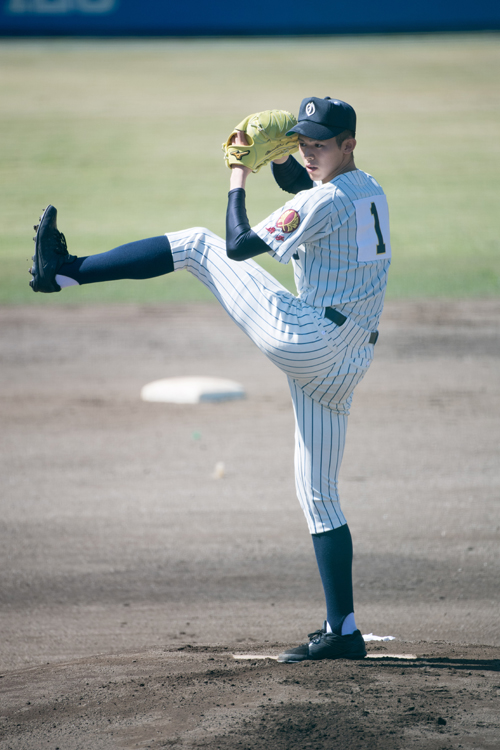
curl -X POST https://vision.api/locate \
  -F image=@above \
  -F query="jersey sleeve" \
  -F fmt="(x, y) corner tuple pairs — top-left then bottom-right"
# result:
(252, 186), (347, 264)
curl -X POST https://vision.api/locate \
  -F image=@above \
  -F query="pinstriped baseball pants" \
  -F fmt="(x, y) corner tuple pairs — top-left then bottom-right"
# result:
(168, 228), (375, 534)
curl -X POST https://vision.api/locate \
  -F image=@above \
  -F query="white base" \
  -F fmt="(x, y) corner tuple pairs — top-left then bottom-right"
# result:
(140, 376), (245, 404)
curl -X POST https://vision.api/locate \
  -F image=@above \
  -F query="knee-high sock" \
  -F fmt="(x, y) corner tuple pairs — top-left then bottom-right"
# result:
(58, 235), (173, 284)
(312, 524), (355, 635)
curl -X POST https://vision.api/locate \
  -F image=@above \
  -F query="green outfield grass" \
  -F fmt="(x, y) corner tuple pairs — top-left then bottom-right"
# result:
(0, 34), (499, 304)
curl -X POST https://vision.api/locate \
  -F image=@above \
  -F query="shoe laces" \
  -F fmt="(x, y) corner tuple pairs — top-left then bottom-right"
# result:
(46, 229), (68, 256)
(307, 628), (325, 644)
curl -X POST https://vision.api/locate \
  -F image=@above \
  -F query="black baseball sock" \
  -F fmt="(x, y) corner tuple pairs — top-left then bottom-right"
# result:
(311, 524), (355, 636)
(57, 235), (173, 285)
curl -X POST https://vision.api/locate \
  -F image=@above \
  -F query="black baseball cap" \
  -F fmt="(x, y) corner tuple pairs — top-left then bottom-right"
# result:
(287, 97), (356, 140)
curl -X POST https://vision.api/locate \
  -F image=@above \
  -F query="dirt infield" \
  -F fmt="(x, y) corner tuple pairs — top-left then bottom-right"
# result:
(1, 299), (499, 749)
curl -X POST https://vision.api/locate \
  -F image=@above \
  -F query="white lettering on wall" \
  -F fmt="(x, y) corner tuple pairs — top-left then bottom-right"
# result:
(7, 0), (118, 14)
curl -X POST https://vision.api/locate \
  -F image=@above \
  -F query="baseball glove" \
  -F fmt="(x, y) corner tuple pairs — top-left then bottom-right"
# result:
(222, 110), (299, 173)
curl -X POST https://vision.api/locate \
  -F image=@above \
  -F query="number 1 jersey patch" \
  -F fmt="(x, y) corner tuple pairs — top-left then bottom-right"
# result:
(353, 194), (391, 262)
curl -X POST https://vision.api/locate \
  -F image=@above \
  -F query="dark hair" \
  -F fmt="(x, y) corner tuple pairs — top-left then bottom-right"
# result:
(335, 130), (355, 148)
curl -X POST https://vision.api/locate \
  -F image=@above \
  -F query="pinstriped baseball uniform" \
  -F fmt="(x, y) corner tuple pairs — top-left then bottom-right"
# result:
(253, 169), (390, 330)
(167, 168), (391, 534)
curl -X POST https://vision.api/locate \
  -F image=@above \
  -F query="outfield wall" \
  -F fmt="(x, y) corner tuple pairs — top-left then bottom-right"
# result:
(1, 0), (500, 36)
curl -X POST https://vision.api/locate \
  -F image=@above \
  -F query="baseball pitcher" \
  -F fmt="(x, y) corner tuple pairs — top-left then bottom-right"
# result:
(29, 96), (391, 662)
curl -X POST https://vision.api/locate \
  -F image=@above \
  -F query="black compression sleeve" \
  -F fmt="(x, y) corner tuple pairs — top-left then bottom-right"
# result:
(225, 188), (271, 261)
(271, 156), (313, 194)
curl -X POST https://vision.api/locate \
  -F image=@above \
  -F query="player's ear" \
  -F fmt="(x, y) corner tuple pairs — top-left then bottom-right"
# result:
(342, 138), (356, 155)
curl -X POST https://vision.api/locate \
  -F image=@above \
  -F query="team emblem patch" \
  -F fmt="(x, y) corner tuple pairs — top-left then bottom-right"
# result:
(305, 102), (315, 116)
(276, 209), (300, 234)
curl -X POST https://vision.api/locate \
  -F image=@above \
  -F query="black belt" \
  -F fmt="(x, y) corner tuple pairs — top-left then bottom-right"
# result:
(324, 307), (379, 345)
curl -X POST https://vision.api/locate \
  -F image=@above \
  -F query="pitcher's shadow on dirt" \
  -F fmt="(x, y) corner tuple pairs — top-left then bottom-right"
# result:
(362, 656), (500, 672)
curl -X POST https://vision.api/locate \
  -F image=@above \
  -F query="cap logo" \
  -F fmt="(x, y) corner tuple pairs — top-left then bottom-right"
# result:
(305, 102), (315, 116)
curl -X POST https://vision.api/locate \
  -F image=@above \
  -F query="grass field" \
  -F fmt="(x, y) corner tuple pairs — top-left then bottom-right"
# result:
(0, 34), (499, 304)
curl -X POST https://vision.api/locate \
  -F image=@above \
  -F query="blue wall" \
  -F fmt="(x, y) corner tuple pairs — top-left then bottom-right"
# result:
(1, 0), (499, 36)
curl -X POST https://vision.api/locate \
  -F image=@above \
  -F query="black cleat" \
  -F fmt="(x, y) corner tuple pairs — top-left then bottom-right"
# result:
(29, 205), (76, 293)
(278, 621), (367, 663)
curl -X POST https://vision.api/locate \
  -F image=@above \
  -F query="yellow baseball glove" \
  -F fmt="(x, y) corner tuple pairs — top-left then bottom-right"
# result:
(222, 110), (299, 173)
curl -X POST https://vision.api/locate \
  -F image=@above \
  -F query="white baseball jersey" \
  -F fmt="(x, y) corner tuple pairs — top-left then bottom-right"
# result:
(253, 169), (391, 332)
(165, 171), (391, 534)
